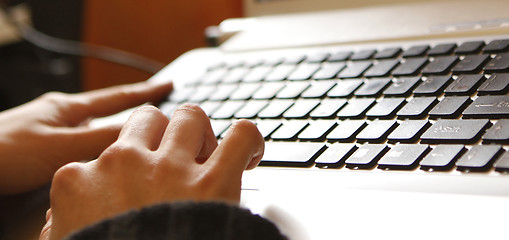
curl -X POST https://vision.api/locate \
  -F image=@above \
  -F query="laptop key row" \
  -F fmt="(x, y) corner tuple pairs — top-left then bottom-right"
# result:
(259, 141), (509, 173)
(173, 73), (509, 106)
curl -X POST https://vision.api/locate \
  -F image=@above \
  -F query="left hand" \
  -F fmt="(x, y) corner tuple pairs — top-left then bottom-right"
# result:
(0, 81), (172, 195)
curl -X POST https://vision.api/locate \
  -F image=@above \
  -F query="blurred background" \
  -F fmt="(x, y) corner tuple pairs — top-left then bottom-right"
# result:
(0, 0), (242, 111)
(0, 0), (436, 112)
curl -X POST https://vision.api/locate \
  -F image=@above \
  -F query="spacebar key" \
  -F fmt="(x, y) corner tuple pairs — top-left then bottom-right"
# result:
(260, 142), (327, 167)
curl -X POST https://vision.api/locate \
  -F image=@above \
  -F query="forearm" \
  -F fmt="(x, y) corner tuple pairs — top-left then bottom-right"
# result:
(65, 202), (286, 240)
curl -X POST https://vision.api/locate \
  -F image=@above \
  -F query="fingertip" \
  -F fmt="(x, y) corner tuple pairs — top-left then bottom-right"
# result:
(215, 119), (265, 171)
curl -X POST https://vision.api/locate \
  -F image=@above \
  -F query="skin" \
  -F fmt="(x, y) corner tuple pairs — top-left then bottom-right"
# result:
(40, 104), (264, 240)
(0, 81), (173, 195)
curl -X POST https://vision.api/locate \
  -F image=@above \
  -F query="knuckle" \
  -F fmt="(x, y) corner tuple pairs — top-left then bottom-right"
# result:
(51, 162), (85, 192)
(98, 142), (147, 167)
(39, 91), (69, 104)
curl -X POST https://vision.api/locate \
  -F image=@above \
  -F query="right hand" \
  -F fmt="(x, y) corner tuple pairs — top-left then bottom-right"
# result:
(40, 104), (265, 240)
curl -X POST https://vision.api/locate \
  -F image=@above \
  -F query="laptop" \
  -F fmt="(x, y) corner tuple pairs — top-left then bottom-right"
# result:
(141, 0), (509, 239)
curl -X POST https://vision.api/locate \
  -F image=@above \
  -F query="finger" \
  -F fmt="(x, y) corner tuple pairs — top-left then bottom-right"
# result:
(206, 120), (264, 178)
(159, 104), (217, 163)
(54, 123), (123, 164)
(72, 81), (173, 121)
(117, 106), (169, 150)
(40, 209), (52, 240)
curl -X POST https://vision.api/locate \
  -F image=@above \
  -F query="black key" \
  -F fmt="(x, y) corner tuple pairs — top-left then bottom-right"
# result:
(211, 101), (246, 119)
(309, 99), (347, 118)
(327, 79), (363, 97)
(478, 73), (509, 95)
(429, 96), (471, 118)
(483, 53), (509, 72)
(463, 96), (509, 118)
(263, 57), (284, 66)
(230, 83), (261, 100)
(257, 100), (294, 118)
(159, 102), (179, 118)
(363, 59), (400, 77)
(306, 52), (330, 63)
(283, 55), (306, 65)
(270, 120), (309, 140)
(327, 51), (353, 62)
(256, 120), (282, 139)
(337, 98), (376, 118)
(199, 101), (222, 117)
(168, 87), (194, 103)
(283, 99), (320, 119)
(298, 120), (338, 140)
(354, 78), (392, 97)
(413, 75), (453, 95)
(402, 45), (429, 57)
(388, 120), (430, 142)
(243, 65), (272, 82)
(234, 100), (269, 119)
(444, 74), (484, 96)
(223, 67), (250, 84)
(338, 61), (372, 78)
(482, 119), (509, 142)
(383, 77), (421, 96)
(287, 63), (321, 81)
(244, 58), (264, 68)
(455, 41), (485, 54)
(301, 80), (336, 98)
(315, 143), (357, 168)
(356, 120), (398, 142)
(260, 142), (326, 167)
(483, 39), (509, 53)
(366, 98), (406, 118)
(313, 62), (346, 80)
(428, 43), (456, 56)
(276, 82), (310, 99)
(264, 65), (296, 81)
(201, 68), (228, 85)
(420, 145), (465, 171)
(392, 57), (428, 76)
(252, 82), (285, 99)
(187, 85), (215, 102)
(206, 61), (226, 71)
(224, 59), (245, 69)
(351, 49), (376, 60)
(422, 56), (458, 75)
(378, 144), (430, 170)
(421, 119), (490, 143)
(451, 54), (490, 73)
(345, 144), (389, 169)
(396, 97), (438, 118)
(326, 120), (367, 141)
(374, 47), (402, 59)
(456, 145), (503, 172)
(208, 84), (237, 101)
(210, 120), (232, 138)
(494, 151), (509, 173)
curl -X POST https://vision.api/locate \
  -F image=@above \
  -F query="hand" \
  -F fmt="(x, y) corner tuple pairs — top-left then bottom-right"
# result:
(0, 81), (173, 195)
(40, 104), (264, 240)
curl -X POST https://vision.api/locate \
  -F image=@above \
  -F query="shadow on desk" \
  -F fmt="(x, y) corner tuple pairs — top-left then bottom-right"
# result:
(0, 186), (50, 240)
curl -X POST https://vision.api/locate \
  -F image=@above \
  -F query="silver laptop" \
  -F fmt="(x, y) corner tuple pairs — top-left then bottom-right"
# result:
(146, 0), (509, 239)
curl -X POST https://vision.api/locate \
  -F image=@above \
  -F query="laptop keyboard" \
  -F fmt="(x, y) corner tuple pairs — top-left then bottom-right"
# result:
(159, 38), (509, 173)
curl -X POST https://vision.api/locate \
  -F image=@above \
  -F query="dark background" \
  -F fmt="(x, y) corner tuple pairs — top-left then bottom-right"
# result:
(0, 0), (83, 111)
